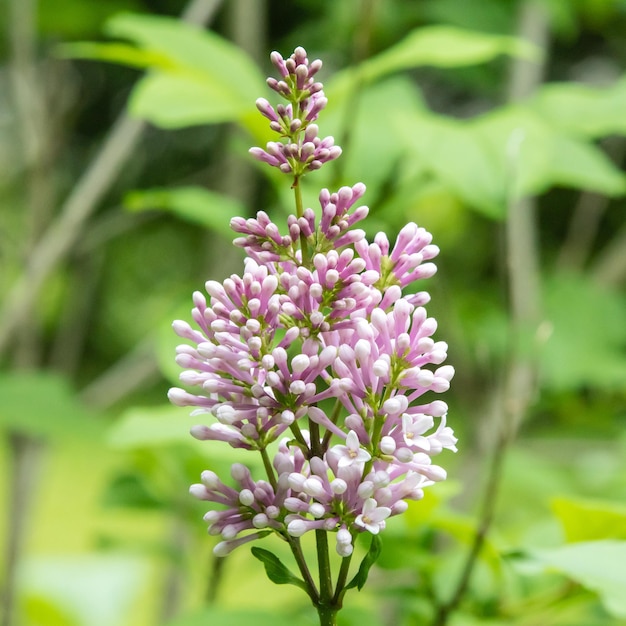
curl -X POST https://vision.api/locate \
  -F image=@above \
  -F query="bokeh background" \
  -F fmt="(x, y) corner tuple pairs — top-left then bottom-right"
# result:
(1, 1), (626, 625)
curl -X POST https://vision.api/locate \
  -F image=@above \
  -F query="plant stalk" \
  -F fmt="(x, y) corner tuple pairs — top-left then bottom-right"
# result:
(293, 178), (310, 267)
(431, 2), (549, 624)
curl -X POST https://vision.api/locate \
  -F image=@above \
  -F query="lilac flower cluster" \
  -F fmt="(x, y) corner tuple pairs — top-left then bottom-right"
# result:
(169, 47), (456, 560)
(249, 46), (341, 176)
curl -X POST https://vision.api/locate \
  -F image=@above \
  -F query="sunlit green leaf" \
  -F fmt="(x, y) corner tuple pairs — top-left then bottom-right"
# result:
(39, 0), (142, 38)
(107, 405), (196, 448)
(361, 25), (538, 79)
(541, 273), (626, 390)
(475, 106), (626, 198)
(22, 593), (80, 626)
(529, 541), (626, 618)
(105, 13), (264, 97)
(552, 497), (626, 542)
(56, 41), (173, 70)
(21, 555), (149, 626)
(83, 13), (266, 129)
(0, 372), (100, 440)
(549, 134), (626, 194)
(124, 186), (245, 236)
(397, 111), (506, 218)
(129, 73), (255, 128)
(531, 78), (626, 138)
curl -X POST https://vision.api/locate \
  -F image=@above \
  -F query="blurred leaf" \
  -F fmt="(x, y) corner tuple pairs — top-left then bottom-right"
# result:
(361, 25), (537, 79)
(107, 405), (196, 448)
(57, 41), (173, 70)
(432, 511), (502, 576)
(551, 497), (626, 542)
(541, 273), (626, 390)
(105, 13), (264, 96)
(164, 606), (304, 626)
(531, 78), (626, 138)
(398, 105), (625, 217)
(323, 76), (426, 208)
(21, 593), (79, 626)
(475, 106), (626, 198)
(529, 540), (626, 618)
(397, 111), (506, 218)
(20, 555), (148, 626)
(0, 372), (100, 440)
(130, 73), (255, 128)
(107, 405), (262, 471)
(549, 134), (626, 194)
(102, 472), (164, 510)
(96, 13), (264, 128)
(124, 186), (244, 236)
(345, 535), (382, 592)
(250, 547), (309, 592)
(156, 301), (195, 387)
(39, 0), (142, 38)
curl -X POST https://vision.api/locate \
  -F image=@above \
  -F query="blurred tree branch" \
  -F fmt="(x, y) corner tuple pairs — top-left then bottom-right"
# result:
(0, 0), (223, 360)
(0, 3), (223, 626)
(432, 2), (550, 623)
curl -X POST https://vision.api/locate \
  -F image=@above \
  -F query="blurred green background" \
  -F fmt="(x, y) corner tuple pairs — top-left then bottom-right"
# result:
(1, 0), (626, 625)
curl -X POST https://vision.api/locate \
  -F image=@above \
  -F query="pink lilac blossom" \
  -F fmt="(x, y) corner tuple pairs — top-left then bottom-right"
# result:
(249, 47), (341, 176)
(169, 47), (456, 559)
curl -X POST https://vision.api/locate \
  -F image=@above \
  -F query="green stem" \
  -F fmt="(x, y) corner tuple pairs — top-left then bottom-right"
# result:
(286, 536), (319, 604)
(321, 409), (340, 451)
(293, 178), (310, 267)
(333, 551), (354, 605)
(315, 529), (336, 624)
(316, 529), (333, 599)
(316, 604), (338, 626)
(260, 447), (277, 490)
(309, 420), (322, 458)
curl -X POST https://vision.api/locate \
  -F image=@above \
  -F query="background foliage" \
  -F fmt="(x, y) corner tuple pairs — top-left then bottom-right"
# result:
(1, 0), (626, 625)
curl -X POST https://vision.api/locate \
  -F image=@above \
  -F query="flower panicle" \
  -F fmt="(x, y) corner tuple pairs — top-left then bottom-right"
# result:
(169, 47), (456, 563)
(250, 47), (340, 177)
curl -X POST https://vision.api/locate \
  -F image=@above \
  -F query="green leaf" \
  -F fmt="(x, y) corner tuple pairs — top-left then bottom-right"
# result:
(250, 547), (308, 592)
(21, 554), (149, 626)
(56, 41), (173, 70)
(344, 534), (382, 591)
(529, 541), (626, 618)
(0, 372), (101, 440)
(129, 73), (255, 128)
(361, 25), (538, 80)
(328, 77), (426, 204)
(541, 273), (626, 390)
(107, 405), (197, 448)
(98, 13), (264, 129)
(551, 497), (626, 542)
(155, 301), (194, 387)
(101, 472), (164, 510)
(531, 78), (626, 138)
(124, 186), (245, 236)
(105, 13), (264, 97)
(549, 134), (626, 195)
(397, 111), (506, 218)
(474, 106), (626, 199)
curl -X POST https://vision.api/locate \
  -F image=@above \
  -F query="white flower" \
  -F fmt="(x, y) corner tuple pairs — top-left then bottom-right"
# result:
(354, 498), (391, 534)
(333, 430), (371, 468)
